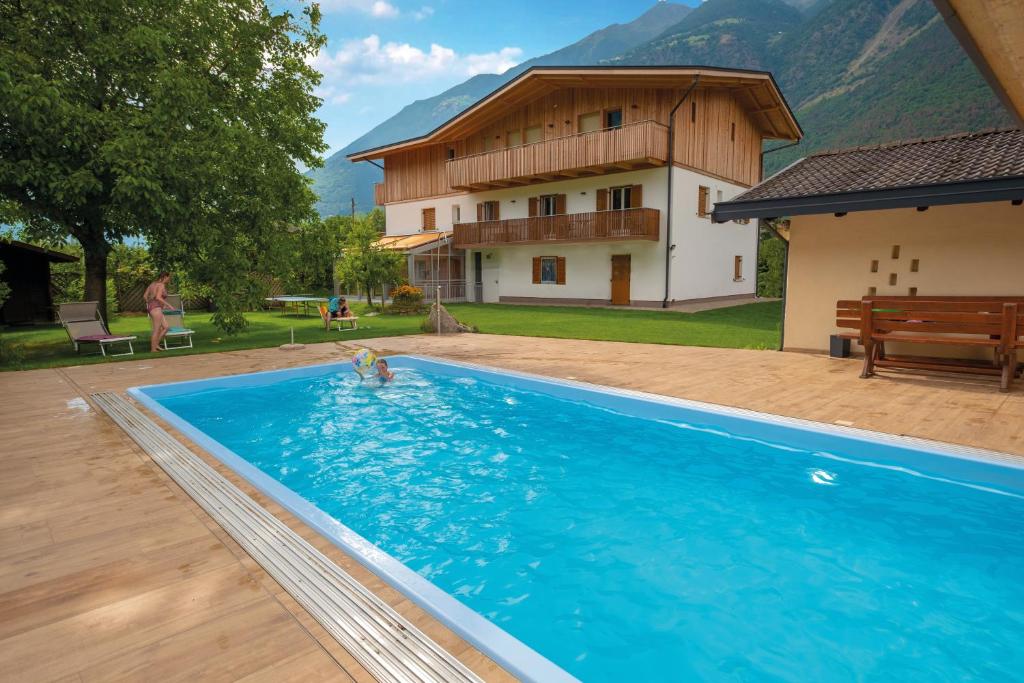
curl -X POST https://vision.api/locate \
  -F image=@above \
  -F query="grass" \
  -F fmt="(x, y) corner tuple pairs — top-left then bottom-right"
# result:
(0, 300), (782, 371)
(447, 301), (782, 349)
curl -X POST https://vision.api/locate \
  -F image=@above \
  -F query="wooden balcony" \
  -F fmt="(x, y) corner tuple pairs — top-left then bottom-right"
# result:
(453, 208), (660, 248)
(446, 120), (669, 191)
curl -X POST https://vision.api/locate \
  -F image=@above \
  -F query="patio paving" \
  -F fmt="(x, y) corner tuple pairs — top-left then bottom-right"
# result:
(2, 334), (1022, 681)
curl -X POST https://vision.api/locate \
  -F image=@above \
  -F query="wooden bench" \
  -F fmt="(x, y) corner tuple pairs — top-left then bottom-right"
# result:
(836, 297), (1024, 392)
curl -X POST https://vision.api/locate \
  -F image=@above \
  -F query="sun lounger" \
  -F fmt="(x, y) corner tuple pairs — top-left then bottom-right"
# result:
(161, 294), (195, 350)
(58, 301), (137, 357)
(319, 303), (359, 331)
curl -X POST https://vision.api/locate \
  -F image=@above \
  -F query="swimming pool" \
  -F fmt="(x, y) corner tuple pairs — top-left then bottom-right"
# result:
(131, 356), (1024, 682)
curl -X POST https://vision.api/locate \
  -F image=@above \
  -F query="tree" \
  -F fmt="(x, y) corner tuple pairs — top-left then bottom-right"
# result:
(757, 223), (787, 298)
(337, 216), (403, 307)
(0, 0), (327, 330)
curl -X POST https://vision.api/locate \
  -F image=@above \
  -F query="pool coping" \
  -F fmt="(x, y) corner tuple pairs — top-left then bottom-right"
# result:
(127, 354), (1024, 683)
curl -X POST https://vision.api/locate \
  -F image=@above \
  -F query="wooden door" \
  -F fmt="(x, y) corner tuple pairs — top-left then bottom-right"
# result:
(611, 255), (631, 305)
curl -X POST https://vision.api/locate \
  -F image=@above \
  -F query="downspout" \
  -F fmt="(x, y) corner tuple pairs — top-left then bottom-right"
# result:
(662, 75), (701, 308)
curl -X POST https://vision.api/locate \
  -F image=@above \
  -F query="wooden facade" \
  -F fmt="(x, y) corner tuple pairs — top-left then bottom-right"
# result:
(377, 84), (772, 203)
(453, 207), (660, 248)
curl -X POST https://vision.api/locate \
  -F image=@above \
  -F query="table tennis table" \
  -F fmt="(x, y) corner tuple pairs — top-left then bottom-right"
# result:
(265, 295), (329, 317)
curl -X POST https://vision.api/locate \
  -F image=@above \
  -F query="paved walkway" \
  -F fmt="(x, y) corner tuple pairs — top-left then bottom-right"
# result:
(1, 334), (1021, 681)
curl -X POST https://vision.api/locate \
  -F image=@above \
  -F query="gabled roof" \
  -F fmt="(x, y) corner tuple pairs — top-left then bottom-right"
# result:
(348, 66), (801, 161)
(712, 128), (1024, 221)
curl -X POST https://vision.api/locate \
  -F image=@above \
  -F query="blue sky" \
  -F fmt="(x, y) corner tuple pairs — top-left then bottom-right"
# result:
(309, 0), (696, 153)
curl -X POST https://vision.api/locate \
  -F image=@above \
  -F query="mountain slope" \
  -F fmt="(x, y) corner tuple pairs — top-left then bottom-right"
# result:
(307, 2), (693, 216)
(610, 0), (803, 69)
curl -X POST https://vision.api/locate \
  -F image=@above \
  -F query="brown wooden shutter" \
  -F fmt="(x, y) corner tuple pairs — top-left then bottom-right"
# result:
(630, 185), (643, 208)
(596, 188), (608, 211)
(555, 194), (566, 215)
(528, 197), (538, 217)
(476, 203), (484, 221)
(555, 257), (566, 285)
(532, 257), (542, 284)
(422, 207), (436, 231)
(698, 186), (709, 217)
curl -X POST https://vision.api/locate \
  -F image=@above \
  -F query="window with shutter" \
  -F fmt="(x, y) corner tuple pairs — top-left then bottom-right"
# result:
(578, 111), (600, 133)
(555, 256), (566, 285)
(596, 188), (608, 212)
(524, 125), (542, 144)
(734, 255), (743, 281)
(476, 203), (484, 221)
(537, 256), (558, 284)
(631, 185), (643, 208)
(555, 194), (566, 215)
(528, 197), (539, 217)
(532, 257), (542, 284)
(483, 201), (499, 221)
(539, 195), (557, 216)
(421, 207), (436, 231)
(697, 186), (710, 217)
(610, 186), (632, 210)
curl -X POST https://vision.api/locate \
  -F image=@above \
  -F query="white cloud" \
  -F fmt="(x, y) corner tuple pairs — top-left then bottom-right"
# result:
(310, 34), (523, 88)
(412, 5), (434, 20)
(319, 0), (399, 17)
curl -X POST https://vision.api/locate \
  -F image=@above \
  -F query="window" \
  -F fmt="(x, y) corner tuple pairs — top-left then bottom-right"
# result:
(446, 147), (456, 160)
(540, 195), (558, 216)
(452, 205), (461, 224)
(540, 256), (557, 284)
(870, 259), (879, 273)
(605, 108), (623, 129)
(524, 125), (542, 144)
(506, 129), (522, 148)
(532, 256), (566, 285)
(716, 189), (724, 203)
(482, 200), (499, 221)
(730, 122), (736, 142)
(734, 255), (744, 281)
(891, 245), (901, 259)
(910, 258), (920, 273)
(578, 111), (601, 133)
(482, 135), (498, 152)
(889, 273), (898, 286)
(610, 186), (632, 210)
(421, 207), (436, 231)
(697, 185), (711, 217)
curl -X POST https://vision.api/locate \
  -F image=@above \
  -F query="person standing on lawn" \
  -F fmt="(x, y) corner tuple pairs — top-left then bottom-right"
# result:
(143, 272), (173, 352)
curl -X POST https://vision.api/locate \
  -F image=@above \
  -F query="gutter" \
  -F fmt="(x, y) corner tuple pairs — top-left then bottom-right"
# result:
(662, 75), (701, 309)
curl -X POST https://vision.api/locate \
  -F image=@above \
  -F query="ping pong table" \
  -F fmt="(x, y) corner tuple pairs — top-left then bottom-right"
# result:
(265, 295), (329, 317)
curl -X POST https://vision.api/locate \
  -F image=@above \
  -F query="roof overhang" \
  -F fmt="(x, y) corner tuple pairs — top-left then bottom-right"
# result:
(348, 66), (801, 161)
(374, 231), (453, 254)
(932, 0), (1024, 127)
(711, 175), (1024, 222)
(0, 239), (78, 262)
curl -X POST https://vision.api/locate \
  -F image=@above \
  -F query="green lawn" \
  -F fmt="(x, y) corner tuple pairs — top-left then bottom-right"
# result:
(0, 301), (781, 371)
(447, 302), (782, 349)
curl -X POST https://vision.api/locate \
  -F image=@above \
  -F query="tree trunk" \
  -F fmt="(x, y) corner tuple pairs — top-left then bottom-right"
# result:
(81, 238), (110, 322)
(364, 280), (373, 307)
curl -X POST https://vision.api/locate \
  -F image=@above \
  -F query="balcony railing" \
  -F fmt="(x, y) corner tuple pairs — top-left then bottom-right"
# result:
(446, 120), (669, 190)
(410, 278), (467, 302)
(453, 207), (660, 248)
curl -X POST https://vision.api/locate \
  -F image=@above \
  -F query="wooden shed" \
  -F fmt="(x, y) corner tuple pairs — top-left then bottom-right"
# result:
(0, 240), (78, 325)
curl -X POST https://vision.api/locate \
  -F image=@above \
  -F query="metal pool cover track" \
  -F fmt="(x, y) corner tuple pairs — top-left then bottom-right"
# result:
(91, 392), (484, 683)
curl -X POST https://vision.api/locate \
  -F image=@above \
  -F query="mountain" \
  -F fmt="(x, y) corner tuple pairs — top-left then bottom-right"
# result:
(308, 0), (1012, 215)
(307, 1), (694, 216)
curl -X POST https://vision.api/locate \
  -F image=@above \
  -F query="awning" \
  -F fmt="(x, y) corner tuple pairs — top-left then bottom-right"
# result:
(373, 231), (454, 255)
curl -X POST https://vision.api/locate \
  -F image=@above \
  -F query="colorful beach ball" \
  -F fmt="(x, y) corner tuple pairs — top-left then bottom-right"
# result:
(352, 348), (377, 377)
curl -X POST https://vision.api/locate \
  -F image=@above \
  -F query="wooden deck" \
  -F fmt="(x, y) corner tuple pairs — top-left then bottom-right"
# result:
(2, 335), (1023, 681)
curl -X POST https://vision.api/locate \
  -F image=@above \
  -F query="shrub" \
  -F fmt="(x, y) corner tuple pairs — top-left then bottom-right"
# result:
(389, 284), (425, 314)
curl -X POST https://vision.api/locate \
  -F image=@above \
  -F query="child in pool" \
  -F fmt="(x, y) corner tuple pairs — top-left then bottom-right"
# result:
(376, 358), (394, 383)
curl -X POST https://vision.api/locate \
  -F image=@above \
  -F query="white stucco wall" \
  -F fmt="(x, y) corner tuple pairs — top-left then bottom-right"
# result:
(383, 166), (757, 304)
(671, 167), (758, 302)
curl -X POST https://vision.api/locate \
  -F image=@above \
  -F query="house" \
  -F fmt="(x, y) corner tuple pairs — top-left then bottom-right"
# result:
(0, 240), (78, 325)
(712, 128), (1024, 353)
(348, 66), (801, 306)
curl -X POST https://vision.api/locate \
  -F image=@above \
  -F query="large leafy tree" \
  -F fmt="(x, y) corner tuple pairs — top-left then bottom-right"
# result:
(337, 216), (402, 307)
(0, 0), (327, 330)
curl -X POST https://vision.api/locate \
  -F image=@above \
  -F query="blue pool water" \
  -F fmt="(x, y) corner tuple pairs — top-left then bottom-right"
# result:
(141, 359), (1024, 682)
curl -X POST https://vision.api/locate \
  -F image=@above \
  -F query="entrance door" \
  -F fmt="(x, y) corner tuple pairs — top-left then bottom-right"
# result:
(481, 252), (500, 303)
(473, 251), (483, 302)
(611, 255), (631, 305)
